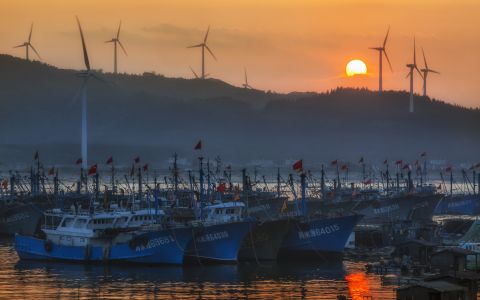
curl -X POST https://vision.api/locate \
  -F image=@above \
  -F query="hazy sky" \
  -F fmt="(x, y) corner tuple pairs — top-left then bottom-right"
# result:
(1, 0), (479, 107)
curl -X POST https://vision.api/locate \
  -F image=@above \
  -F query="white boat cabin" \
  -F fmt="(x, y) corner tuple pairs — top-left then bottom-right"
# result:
(42, 208), (165, 246)
(203, 202), (245, 224)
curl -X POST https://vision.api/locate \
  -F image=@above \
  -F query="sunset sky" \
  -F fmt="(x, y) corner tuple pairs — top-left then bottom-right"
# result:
(0, 0), (479, 107)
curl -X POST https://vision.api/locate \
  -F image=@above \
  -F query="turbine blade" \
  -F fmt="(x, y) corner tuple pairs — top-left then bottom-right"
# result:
(187, 44), (203, 48)
(118, 40), (128, 56)
(203, 26), (210, 43)
(29, 44), (41, 60)
(383, 25), (390, 48)
(116, 21), (122, 39)
(406, 70), (412, 79)
(415, 66), (423, 79)
(422, 48), (428, 69)
(189, 66), (199, 79)
(383, 50), (393, 72)
(28, 23), (33, 43)
(429, 69), (440, 74)
(205, 45), (217, 61)
(13, 44), (25, 48)
(76, 16), (91, 71)
(105, 39), (114, 43)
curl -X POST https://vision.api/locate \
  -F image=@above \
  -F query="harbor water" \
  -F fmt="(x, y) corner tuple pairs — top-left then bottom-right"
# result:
(0, 237), (399, 299)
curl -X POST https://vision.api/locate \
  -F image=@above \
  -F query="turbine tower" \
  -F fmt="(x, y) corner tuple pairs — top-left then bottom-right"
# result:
(105, 21), (127, 74)
(13, 23), (41, 61)
(75, 16), (106, 169)
(369, 26), (392, 94)
(406, 37), (423, 113)
(187, 26), (217, 79)
(420, 48), (439, 97)
(242, 68), (252, 89)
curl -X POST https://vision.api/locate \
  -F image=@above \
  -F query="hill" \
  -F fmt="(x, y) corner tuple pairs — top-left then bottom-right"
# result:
(0, 54), (478, 167)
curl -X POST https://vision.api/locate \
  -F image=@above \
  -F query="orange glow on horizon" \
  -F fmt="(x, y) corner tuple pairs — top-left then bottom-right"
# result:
(0, 0), (479, 107)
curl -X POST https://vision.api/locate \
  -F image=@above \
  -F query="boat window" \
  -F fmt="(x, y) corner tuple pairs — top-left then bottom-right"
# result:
(61, 218), (74, 227)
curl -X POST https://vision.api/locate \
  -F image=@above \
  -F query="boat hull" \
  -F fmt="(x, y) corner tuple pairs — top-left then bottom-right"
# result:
(15, 227), (192, 265)
(238, 218), (291, 261)
(279, 214), (362, 259)
(185, 220), (254, 263)
(0, 202), (45, 236)
(434, 195), (480, 215)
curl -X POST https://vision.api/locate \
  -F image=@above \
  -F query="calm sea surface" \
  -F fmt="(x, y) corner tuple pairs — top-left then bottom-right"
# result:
(0, 238), (400, 299)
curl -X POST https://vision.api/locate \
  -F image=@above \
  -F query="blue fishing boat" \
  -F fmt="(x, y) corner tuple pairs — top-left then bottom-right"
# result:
(434, 195), (480, 215)
(15, 208), (192, 264)
(279, 172), (362, 259)
(185, 202), (255, 263)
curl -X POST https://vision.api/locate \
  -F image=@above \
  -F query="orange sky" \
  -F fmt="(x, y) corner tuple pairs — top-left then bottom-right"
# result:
(0, 0), (479, 107)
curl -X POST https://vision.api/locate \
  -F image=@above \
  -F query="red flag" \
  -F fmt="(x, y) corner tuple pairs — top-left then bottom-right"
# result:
(364, 179), (373, 185)
(341, 164), (348, 171)
(383, 159), (388, 165)
(1, 179), (7, 190)
(358, 157), (364, 164)
(292, 159), (303, 171)
(402, 164), (410, 170)
(87, 164), (97, 175)
(421, 152), (427, 157)
(134, 156), (140, 164)
(130, 164), (135, 177)
(143, 164), (149, 172)
(106, 156), (113, 165)
(34, 151), (39, 160)
(445, 166), (452, 172)
(194, 140), (202, 150)
(217, 182), (226, 193)
(75, 158), (83, 165)
(331, 159), (338, 165)
(48, 167), (55, 176)
(395, 160), (403, 165)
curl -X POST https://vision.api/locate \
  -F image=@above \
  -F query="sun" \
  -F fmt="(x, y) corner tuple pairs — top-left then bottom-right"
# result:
(346, 59), (367, 77)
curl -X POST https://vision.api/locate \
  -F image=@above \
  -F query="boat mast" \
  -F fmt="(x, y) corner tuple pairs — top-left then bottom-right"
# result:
(300, 172), (307, 217)
(277, 168), (281, 198)
(173, 153), (179, 194)
(320, 164), (326, 199)
(198, 157), (204, 218)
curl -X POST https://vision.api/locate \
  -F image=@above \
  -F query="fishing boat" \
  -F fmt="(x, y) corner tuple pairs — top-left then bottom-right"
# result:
(184, 201), (255, 263)
(15, 207), (192, 264)
(278, 173), (362, 259)
(238, 217), (291, 261)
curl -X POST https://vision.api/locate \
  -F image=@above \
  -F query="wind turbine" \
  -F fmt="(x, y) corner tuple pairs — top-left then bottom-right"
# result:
(242, 68), (252, 89)
(406, 37), (423, 113)
(75, 16), (107, 169)
(13, 23), (41, 61)
(420, 48), (439, 97)
(187, 26), (217, 79)
(369, 26), (392, 94)
(105, 21), (127, 74)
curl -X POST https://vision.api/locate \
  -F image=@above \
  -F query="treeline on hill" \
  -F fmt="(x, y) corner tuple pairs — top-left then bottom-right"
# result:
(0, 54), (478, 166)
